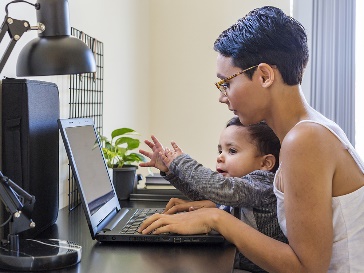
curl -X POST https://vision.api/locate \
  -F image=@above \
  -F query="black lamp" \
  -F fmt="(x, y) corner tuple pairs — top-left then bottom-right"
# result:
(0, 0), (96, 76)
(0, 0), (89, 271)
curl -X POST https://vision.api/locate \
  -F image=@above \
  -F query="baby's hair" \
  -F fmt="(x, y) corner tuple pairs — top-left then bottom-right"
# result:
(226, 116), (280, 173)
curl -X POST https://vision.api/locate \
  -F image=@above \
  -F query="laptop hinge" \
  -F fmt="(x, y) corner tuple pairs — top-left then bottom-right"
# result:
(102, 208), (129, 231)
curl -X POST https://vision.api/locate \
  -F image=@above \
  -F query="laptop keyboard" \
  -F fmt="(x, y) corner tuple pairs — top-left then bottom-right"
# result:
(120, 208), (164, 235)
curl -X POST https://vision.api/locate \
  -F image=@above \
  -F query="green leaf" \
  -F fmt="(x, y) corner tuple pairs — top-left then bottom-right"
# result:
(98, 135), (108, 142)
(115, 137), (140, 150)
(111, 128), (139, 139)
(125, 153), (145, 162)
(104, 142), (114, 151)
(123, 153), (145, 165)
(132, 153), (146, 162)
(115, 147), (127, 155)
(99, 127), (143, 168)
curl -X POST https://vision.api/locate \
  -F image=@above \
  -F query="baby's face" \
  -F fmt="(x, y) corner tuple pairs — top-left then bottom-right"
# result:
(216, 125), (263, 177)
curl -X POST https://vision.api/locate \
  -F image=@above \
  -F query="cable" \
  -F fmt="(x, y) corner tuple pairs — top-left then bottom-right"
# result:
(5, 0), (40, 15)
(0, 213), (12, 228)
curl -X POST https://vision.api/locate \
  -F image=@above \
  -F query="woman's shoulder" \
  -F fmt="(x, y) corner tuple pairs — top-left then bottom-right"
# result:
(282, 121), (334, 151)
(280, 120), (341, 176)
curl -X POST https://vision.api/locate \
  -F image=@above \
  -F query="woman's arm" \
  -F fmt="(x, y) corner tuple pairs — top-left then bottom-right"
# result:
(276, 123), (334, 272)
(138, 208), (303, 273)
(139, 123), (336, 273)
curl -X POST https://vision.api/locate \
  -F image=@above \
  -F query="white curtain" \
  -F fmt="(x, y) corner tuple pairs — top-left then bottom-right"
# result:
(310, 0), (356, 144)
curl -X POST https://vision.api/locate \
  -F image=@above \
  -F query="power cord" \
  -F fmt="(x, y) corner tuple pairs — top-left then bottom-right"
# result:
(5, 0), (40, 15)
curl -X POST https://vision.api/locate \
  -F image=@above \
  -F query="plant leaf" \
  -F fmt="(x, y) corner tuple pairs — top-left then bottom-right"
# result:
(115, 137), (140, 150)
(100, 128), (143, 168)
(111, 128), (139, 139)
(123, 153), (145, 165)
(98, 135), (108, 142)
(126, 153), (145, 161)
(115, 146), (127, 154)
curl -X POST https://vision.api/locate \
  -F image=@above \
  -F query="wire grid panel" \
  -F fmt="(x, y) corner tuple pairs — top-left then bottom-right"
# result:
(68, 27), (104, 211)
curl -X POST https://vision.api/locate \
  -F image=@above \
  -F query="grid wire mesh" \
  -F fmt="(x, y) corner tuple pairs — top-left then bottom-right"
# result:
(68, 27), (104, 211)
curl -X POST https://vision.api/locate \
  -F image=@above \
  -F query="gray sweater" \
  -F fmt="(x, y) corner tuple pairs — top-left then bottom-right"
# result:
(164, 154), (287, 273)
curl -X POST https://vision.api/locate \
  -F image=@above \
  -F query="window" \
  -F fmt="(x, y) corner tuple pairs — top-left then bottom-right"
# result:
(355, 0), (363, 158)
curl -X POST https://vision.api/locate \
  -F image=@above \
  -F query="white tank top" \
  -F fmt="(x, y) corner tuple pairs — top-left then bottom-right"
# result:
(273, 119), (364, 272)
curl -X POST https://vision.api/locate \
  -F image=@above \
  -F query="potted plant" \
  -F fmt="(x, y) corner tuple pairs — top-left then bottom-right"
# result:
(99, 128), (145, 200)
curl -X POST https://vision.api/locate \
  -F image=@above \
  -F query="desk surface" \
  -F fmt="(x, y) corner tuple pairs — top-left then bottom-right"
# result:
(32, 200), (235, 273)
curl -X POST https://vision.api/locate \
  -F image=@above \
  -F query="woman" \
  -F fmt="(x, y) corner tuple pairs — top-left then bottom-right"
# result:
(139, 6), (364, 273)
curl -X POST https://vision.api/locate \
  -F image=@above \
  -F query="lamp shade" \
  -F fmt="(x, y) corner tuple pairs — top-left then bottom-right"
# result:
(16, 36), (96, 76)
(16, 0), (96, 76)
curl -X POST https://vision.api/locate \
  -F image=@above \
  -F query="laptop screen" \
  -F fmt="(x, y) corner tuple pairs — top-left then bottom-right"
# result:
(59, 118), (226, 243)
(64, 123), (115, 215)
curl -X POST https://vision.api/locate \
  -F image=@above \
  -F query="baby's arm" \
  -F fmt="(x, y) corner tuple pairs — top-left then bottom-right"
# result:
(163, 154), (274, 208)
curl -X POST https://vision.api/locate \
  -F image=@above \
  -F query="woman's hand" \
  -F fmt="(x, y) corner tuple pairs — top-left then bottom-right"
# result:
(138, 208), (220, 235)
(164, 198), (217, 214)
(139, 135), (169, 172)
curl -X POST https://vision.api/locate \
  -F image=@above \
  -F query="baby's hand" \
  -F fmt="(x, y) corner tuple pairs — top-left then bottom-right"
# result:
(160, 141), (184, 167)
(164, 198), (188, 213)
(139, 135), (168, 172)
(164, 199), (216, 214)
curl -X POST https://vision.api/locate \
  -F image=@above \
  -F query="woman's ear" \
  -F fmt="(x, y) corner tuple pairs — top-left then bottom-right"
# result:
(257, 63), (275, 88)
(260, 154), (276, 171)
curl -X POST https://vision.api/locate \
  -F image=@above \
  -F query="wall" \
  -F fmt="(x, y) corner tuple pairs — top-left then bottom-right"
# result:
(292, 0), (313, 102)
(0, 0), (289, 209)
(66, 1), (151, 207)
(0, 0), (150, 208)
(148, 0), (290, 175)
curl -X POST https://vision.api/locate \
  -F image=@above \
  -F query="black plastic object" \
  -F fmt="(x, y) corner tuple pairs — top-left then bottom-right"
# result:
(16, 0), (96, 76)
(1, 78), (59, 238)
(0, 239), (81, 271)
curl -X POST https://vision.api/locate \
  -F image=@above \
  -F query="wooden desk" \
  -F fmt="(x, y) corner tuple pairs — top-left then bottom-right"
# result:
(35, 200), (236, 273)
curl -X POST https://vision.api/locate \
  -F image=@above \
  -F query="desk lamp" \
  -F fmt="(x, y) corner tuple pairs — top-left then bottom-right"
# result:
(0, 0), (96, 75)
(0, 0), (95, 271)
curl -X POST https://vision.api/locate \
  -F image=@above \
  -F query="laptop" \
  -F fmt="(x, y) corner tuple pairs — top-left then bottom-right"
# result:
(58, 118), (225, 244)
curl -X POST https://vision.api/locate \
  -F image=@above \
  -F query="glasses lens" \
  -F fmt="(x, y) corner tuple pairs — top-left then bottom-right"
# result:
(216, 83), (227, 96)
(215, 83), (222, 91)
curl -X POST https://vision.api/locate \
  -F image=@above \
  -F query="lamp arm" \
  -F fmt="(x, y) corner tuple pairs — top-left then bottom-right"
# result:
(0, 0), (42, 74)
(0, 16), (30, 73)
(0, 171), (35, 236)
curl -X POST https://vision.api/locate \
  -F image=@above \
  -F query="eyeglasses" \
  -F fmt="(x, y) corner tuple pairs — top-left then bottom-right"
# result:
(215, 65), (258, 96)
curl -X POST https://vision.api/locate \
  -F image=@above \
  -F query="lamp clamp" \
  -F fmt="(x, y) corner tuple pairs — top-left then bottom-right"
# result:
(0, 172), (82, 271)
(0, 172), (35, 241)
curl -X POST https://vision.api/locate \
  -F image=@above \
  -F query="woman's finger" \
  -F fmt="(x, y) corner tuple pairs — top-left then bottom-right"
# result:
(138, 213), (163, 233)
